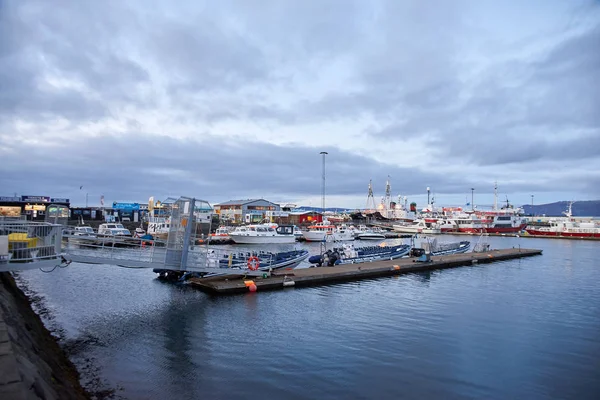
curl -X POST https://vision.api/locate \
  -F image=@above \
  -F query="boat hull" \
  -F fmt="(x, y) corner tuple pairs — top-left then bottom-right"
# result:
(309, 244), (411, 266)
(302, 231), (329, 242)
(356, 234), (386, 240)
(228, 235), (296, 244)
(525, 229), (600, 238)
(459, 224), (526, 234)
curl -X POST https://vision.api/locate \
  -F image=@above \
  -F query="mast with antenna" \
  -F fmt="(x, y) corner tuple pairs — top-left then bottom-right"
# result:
(494, 181), (498, 211)
(366, 179), (376, 212)
(384, 175), (391, 218)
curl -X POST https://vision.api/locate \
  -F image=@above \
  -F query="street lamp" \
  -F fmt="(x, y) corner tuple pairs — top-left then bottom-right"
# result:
(470, 188), (475, 211)
(531, 195), (534, 217)
(427, 187), (430, 206)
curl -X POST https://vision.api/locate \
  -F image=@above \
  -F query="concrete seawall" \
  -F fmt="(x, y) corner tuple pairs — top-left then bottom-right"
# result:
(0, 272), (88, 400)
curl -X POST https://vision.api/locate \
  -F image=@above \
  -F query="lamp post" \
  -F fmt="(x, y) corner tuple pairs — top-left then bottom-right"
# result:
(531, 194), (534, 217)
(427, 187), (430, 206)
(470, 188), (475, 211)
(319, 151), (328, 253)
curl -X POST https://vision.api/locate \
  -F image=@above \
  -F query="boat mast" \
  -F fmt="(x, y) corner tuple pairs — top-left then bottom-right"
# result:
(366, 179), (376, 212)
(384, 176), (391, 218)
(493, 181), (498, 211)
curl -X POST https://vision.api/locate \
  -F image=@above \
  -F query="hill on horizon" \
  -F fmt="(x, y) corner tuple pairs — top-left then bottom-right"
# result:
(522, 200), (600, 217)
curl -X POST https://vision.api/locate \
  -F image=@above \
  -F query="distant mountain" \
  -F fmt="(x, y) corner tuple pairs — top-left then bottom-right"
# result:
(294, 206), (356, 213)
(522, 201), (600, 217)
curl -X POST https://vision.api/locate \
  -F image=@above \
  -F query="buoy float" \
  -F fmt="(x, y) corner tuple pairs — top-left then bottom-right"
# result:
(248, 284), (257, 292)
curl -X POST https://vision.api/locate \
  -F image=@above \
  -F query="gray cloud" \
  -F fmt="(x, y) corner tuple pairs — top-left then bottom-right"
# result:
(0, 133), (466, 203)
(1, 0), (599, 206)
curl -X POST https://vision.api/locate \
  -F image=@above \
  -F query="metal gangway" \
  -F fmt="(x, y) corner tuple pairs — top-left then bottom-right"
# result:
(0, 219), (66, 272)
(1, 198), (274, 276)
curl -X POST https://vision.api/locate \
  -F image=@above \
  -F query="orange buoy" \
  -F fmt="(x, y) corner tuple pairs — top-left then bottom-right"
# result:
(248, 284), (257, 292)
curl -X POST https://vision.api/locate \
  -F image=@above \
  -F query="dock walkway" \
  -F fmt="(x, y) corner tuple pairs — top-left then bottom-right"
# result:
(189, 248), (542, 295)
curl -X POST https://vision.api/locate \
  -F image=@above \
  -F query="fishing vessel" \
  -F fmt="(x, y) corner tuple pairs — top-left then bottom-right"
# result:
(525, 203), (600, 238)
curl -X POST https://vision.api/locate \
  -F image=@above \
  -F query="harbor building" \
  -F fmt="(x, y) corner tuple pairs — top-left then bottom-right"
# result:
(0, 195), (70, 220)
(214, 199), (280, 224)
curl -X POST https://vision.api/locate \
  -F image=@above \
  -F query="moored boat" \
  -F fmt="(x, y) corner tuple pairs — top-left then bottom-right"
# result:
(229, 223), (296, 244)
(525, 202), (600, 238)
(393, 219), (441, 234)
(355, 226), (386, 240)
(308, 243), (411, 266)
(208, 226), (233, 243)
(155, 249), (309, 279)
(418, 238), (471, 255)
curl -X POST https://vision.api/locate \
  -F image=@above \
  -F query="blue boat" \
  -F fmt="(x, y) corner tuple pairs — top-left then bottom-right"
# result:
(154, 249), (309, 280)
(308, 243), (411, 267)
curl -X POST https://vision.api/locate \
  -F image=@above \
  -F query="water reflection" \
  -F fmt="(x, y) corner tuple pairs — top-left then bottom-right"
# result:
(14, 235), (600, 399)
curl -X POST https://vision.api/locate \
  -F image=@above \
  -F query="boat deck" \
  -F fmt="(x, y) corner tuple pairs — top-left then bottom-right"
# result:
(188, 247), (542, 295)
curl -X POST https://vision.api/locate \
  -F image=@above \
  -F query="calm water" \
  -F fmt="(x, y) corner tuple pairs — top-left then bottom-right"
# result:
(16, 235), (600, 399)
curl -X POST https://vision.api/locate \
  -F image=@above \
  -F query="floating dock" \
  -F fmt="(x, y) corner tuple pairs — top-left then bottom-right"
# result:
(188, 248), (542, 295)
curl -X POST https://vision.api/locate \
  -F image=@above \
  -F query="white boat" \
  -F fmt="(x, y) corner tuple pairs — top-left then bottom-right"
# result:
(333, 224), (356, 241)
(393, 219), (441, 234)
(229, 224), (296, 244)
(293, 225), (304, 240)
(98, 223), (131, 236)
(302, 222), (355, 242)
(64, 226), (97, 245)
(355, 226), (386, 240)
(208, 226), (233, 243)
(147, 217), (170, 240)
(302, 222), (335, 242)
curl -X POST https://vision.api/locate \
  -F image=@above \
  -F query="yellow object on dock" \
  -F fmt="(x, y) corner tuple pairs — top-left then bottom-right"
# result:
(8, 233), (38, 249)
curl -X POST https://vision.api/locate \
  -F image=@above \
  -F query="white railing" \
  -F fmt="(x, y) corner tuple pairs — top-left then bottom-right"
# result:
(0, 221), (64, 270)
(63, 233), (277, 274)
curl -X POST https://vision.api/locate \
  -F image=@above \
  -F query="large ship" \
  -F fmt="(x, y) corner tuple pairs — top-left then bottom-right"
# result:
(525, 203), (600, 238)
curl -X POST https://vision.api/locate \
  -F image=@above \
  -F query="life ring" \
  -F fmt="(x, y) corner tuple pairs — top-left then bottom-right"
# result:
(247, 256), (260, 270)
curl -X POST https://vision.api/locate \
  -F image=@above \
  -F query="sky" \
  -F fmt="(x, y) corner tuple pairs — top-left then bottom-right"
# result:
(1, 0), (599, 209)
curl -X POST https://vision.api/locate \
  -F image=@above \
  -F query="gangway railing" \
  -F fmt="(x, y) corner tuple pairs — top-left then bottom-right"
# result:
(2, 197), (297, 277)
(62, 197), (280, 277)
(0, 220), (66, 272)
(63, 235), (276, 276)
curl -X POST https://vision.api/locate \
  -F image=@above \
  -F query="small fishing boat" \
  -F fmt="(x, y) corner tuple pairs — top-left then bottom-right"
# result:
(418, 238), (470, 255)
(64, 226), (97, 245)
(208, 226), (233, 243)
(355, 226), (386, 240)
(308, 243), (411, 266)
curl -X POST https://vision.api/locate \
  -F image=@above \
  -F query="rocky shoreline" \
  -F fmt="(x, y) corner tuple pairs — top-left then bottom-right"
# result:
(0, 272), (91, 399)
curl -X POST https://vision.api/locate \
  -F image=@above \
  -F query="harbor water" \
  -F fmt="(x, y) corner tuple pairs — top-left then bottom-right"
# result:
(15, 235), (600, 399)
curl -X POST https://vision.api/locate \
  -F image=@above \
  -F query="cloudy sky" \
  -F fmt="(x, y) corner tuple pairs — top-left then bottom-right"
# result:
(1, 0), (599, 209)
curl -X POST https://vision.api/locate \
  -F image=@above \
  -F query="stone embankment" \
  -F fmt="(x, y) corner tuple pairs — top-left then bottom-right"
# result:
(0, 272), (89, 400)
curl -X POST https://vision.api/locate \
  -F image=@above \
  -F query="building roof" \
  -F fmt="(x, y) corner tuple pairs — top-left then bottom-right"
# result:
(216, 198), (280, 206)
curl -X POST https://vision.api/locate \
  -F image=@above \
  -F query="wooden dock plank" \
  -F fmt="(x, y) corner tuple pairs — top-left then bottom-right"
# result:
(188, 248), (542, 295)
